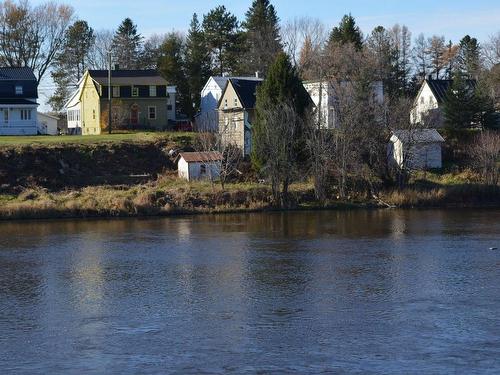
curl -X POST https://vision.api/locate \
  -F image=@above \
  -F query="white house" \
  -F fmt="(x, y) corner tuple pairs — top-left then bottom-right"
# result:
(303, 80), (384, 129)
(197, 74), (262, 131)
(177, 151), (223, 181)
(0, 67), (39, 136)
(37, 112), (59, 135)
(389, 129), (445, 170)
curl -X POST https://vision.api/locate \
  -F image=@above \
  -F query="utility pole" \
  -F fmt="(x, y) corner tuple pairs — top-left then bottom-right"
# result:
(108, 51), (112, 134)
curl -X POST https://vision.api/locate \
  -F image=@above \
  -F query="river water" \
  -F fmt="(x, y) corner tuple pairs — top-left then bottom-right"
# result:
(0, 209), (499, 374)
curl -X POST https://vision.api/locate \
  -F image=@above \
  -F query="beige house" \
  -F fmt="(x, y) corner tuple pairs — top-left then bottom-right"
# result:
(217, 78), (262, 156)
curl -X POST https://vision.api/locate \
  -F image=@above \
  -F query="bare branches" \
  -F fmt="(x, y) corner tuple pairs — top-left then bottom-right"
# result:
(471, 131), (500, 185)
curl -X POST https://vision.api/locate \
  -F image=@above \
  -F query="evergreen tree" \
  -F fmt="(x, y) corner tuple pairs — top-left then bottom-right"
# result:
(443, 72), (476, 130)
(202, 6), (244, 75)
(157, 33), (192, 117)
(241, 0), (282, 76)
(112, 18), (143, 69)
(48, 20), (95, 112)
(456, 35), (481, 79)
(252, 52), (310, 170)
(472, 79), (497, 129)
(185, 13), (212, 112)
(327, 14), (363, 50)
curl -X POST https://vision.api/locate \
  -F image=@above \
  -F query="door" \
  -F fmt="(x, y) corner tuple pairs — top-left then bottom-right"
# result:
(130, 106), (139, 126)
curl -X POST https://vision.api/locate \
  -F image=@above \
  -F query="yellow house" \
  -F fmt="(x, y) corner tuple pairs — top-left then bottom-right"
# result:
(64, 69), (177, 135)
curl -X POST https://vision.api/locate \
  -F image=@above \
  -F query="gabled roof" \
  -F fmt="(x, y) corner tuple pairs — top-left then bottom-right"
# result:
(0, 67), (36, 81)
(419, 79), (477, 104)
(88, 69), (168, 86)
(391, 129), (445, 143)
(178, 151), (223, 163)
(204, 75), (263, 92)
(220, 78), (263, 109)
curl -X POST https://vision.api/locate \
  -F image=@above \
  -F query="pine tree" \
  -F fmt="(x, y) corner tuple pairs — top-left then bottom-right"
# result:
(456, 35), (481, 79)
(443, 72), (476, 130)
(185, 13), (212, 112)
(112, 18), (143, 69)
(327, 14), (363, 51)
(157, 33), (192, 117)
(202, 6), (244, 75)
(252, 52), (310, 170)
(241, 0), (282, 76)
(48, 20), (95, 112)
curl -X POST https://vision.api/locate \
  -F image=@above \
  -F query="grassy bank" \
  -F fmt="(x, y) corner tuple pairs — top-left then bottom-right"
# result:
(0, 174), (498, 220)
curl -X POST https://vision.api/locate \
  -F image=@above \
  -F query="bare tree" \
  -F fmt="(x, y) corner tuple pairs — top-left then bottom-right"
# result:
(412, 33), (431, 82)
(471, 131), (500, 185)
(88, 29), (114, 69)
(0, 0), (74, 82)
(483, 31), (500, 68)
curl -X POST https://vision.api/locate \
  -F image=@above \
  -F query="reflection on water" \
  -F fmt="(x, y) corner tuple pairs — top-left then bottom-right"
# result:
(0, 209), (499, 374)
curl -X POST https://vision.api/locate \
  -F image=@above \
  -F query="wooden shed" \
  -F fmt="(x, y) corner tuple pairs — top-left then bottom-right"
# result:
(389, 129), (445, 170)
(177, 151), (223, 181)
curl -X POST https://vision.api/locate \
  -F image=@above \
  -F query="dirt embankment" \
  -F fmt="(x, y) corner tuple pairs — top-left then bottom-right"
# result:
(0, 140), (185, 193)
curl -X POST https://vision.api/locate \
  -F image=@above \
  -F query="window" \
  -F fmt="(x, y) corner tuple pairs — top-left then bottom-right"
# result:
(15, 85), (23, 95)
(3, 109), (8, 123)
(234, 98), (238, 107)
(132, 86), (139, 97)
(200, 165), (206, 175)
(21, 109), (31, 120)
(149, 85), (157, 97)
(148, 106), (156, 120)
(420, 97), (424, 104)
(167, 104), (173, 111)
(93, 109), (96, 120)
(112, 86), (120, 97)
(224, 99), (228, 108)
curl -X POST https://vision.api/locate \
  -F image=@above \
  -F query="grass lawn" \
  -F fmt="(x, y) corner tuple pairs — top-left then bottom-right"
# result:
(0, 131), (195, 146)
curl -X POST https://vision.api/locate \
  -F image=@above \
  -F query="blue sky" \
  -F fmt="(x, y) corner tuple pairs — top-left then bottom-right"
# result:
(32, 0), (500, 42)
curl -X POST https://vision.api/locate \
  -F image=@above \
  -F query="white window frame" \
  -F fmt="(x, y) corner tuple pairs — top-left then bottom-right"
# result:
(132, 86), (139, 97)
(112, 86), (120, 98)
(3, 109), (9, 123)
(21, 109), (31, 120)
(15, 85), (23, 95)
(149, 85), (157, 97)
(148, 106), (156, 120)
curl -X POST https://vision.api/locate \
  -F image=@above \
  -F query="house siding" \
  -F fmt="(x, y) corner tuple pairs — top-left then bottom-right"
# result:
(411, 82), (441, 126)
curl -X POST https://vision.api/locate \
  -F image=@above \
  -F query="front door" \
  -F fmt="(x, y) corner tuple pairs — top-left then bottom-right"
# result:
(130, 106), (139, 126)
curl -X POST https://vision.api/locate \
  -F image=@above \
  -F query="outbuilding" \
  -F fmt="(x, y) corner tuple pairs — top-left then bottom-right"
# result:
(389, 129), (445, 170)
(177, 151), (223, 181)
(37, 112), (59, 135)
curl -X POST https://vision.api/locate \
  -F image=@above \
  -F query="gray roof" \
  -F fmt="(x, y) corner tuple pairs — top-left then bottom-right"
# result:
(88, 69), (168, 86)
(179, 151), (223, 163)
(212, 75), (262, 90)
(391, 129), (445, 143)
(0, 67), (36, 81)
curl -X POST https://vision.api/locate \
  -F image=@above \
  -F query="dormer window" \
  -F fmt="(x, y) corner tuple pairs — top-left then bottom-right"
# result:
(15, 85), (23, 95)
(132, 86), (139, 97)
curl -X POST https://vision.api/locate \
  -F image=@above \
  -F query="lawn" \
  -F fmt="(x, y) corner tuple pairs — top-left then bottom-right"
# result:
(0, 131), (195, 146)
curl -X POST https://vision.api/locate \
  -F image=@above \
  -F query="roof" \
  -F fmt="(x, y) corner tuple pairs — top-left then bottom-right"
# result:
(391, 129), (445, 143)
(0, 98), (38, 105)
(38, 112), (60, 120)
(179, 151), (223, 163)
(210, 76), (262, 90)
(227, 78), (263, 109)
(88, 69), (168, 86)
(423, 79), (476, 104)
(0, 67), (36, 81)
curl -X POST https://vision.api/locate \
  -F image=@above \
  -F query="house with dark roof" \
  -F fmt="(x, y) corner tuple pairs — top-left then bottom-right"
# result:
(217, 78), (263, 156)
(0, 67), (39, 136)
(198, 74), (263, 131)
(410, 78), (476, 127)
(64, 69), (176, 135)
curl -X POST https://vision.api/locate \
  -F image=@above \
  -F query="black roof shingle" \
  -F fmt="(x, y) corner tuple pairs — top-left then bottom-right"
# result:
(0, 67), (36, 81)
(229, 78), (263, 109)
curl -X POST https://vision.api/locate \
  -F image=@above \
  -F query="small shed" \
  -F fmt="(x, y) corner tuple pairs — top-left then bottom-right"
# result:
(37, 112), (59, 135)
(389, 129), (445, 170)
(177, 151), (223, 181)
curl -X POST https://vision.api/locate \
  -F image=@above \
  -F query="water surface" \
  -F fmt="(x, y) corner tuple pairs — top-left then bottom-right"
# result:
(1, 210), (499, 374)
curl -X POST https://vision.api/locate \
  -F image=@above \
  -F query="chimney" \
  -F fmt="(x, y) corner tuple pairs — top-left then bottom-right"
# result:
(255, 71), (260, 79)
(114, 64), (120, 71)
(222, 72), (229, 77)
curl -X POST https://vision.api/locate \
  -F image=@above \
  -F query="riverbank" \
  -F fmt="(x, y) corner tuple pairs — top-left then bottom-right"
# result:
(1, 174), (499, 220)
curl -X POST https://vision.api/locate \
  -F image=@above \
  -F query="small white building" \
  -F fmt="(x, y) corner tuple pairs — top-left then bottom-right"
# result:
(37, 112), (59, 135)
(389, 129), (445, 170)
(177, 151), (223, 181)
(303, 80), (384, 129)
(198, 75), (262, 131)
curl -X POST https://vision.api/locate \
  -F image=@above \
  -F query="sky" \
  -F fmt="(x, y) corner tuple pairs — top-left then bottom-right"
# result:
(34, 0), (500, 110)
